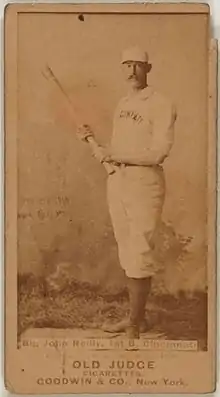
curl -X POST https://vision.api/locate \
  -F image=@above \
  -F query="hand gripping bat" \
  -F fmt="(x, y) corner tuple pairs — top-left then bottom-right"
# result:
(42, 65), (115, 175)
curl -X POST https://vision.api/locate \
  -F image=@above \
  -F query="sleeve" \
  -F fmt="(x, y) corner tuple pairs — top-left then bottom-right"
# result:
(148, 94), (177, 164)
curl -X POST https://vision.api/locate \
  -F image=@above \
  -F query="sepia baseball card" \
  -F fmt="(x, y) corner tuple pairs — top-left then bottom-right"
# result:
(4, 2), (217, 394)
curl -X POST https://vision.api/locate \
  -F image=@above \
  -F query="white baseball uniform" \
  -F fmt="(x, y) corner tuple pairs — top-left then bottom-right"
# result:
(107, 86), (176, 279)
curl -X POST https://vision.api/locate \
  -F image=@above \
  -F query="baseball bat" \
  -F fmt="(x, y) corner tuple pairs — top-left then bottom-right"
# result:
(42, 65), (115, 175)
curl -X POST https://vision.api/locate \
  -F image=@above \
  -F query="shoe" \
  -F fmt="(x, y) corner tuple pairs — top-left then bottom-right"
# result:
(101, 318), (129, 333)
(126, 325), (139, 339)
(101, 317), (150, 333)
(140, 318), (150, 333)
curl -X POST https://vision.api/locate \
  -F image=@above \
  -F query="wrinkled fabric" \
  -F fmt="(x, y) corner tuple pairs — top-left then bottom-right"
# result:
(111, 87), (176, 166)
(107, 166), (165, 278)
(107, 86), (176, 279)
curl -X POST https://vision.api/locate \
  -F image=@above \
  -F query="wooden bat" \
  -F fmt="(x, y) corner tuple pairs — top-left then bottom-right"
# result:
(42, 65), (115, 175)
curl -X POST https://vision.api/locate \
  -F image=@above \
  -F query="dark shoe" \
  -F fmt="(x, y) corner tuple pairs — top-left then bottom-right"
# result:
(139, 318), (150, 333)
(126, 325), (140, 339)
(102, 317), (150, 334)
(102, 320), (140, 338)
(101, 318), (129, 333)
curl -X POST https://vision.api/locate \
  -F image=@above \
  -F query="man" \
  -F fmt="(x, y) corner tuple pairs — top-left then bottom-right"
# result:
(77, 46), (177, 338)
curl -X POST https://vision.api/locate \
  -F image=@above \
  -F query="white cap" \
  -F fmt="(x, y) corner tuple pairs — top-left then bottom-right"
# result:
(121, 46), (149, 64)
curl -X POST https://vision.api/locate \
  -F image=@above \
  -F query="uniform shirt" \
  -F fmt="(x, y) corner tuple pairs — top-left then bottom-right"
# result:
(111, 86), (176, 166)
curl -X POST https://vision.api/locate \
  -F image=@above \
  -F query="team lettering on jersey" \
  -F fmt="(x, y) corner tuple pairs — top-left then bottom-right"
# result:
(119, 109), (143, 124)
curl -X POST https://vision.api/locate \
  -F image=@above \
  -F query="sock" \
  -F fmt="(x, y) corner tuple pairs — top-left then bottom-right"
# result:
(128, 277), (152, 327)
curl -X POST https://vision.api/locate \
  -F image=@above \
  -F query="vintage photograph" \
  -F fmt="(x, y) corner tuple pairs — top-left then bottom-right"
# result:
(5, 3), (216, 394)
(17, 7), (209, 347)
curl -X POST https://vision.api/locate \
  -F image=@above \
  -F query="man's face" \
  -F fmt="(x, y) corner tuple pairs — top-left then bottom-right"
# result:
(122, 61), (147, 89)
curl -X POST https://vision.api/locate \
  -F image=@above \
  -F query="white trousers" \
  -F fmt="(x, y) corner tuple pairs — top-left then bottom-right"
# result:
(107, 165), (165, 279)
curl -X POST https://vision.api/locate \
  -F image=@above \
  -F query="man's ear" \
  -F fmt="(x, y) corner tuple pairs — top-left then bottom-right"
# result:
(146, 63), (152, 73)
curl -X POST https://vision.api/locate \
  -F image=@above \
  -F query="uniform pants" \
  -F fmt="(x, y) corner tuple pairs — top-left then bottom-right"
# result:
(107, 165), (165, 279)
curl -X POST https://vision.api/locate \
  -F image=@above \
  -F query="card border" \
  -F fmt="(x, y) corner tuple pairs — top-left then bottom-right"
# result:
(3, 3), (217, 393)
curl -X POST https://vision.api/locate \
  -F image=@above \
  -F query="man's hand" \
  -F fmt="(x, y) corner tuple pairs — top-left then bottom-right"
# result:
(92, 147), (121, 166)
(92, 146), (111, 163)
(76, 124), (94, 142)
(76, 125), (119, 169)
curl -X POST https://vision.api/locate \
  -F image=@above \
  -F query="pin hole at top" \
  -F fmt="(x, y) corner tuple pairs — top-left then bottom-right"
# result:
(78, 14), (85, 21)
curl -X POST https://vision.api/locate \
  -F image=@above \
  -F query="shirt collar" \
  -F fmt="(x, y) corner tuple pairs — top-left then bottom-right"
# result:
(125, 85), (154, 101)
(138, 85), (154, 100)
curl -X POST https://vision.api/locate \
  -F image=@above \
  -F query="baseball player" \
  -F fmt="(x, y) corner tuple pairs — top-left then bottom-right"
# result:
(78, 46), (177, 338)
